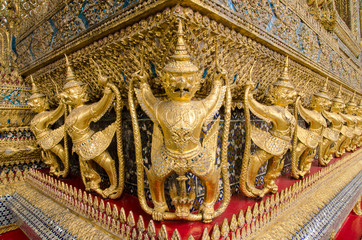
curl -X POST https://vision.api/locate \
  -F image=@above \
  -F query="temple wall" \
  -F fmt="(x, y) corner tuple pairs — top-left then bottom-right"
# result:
(7, 0), (361, 208)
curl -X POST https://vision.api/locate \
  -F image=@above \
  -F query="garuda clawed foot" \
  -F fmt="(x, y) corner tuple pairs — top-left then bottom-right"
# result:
(200, 202), (215, 223)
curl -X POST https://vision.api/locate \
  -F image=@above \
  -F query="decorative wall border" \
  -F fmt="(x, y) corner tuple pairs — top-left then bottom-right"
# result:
(16, 0), (361, 95)
(16, 148), (362, 239)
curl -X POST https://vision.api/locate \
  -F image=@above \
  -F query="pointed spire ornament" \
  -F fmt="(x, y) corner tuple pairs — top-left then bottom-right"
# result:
(259, 200), (265, 216)
(106, 202), (112, 216)
(245, 206), (252, 225)
(147, 220), (156, 238)
(171, 229), (181, 240)
(159, 224), (168, 240)
(137, 215), (145, 233)
(201, 228), (210, 240)
(63, 54), (84, 89)
(211, 223), (221, 240)
(29, 75), (45, 100)
(221, 218), (229, 238)
(120, 207), (126, 224)
(99, 199), (105, 213)
(163, 19), (199, 74)
(237, 209), (245, 227)
(252, 202), (259, 218)
(112, 204), (119, 219)
(347, 91), (357, 107)
(187, 235), (195, 240)
(332, 85), (344, 103)
(230, 214), (238, 232)
(127, 211), (135, 227)
(314, 77), (330, 100)
(273, 56), (295, 89)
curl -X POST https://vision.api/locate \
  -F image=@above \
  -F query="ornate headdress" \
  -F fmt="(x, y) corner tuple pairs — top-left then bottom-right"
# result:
(63, 54), (84, 90)
(273, 56), (295, 89)
(314, 77), (330, 100)
(29, 75), (45, 100)
(347, 91), (357, 107)
(163, 20), (199, 75)
(331, 85), (344, 104)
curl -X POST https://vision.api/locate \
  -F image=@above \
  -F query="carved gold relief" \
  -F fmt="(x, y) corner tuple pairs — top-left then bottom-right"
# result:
(291, 78), (331, 179)
(346, 94), (360, 151)
(308, 0), (337, 31)
(28, 76), (69, 177)
(129, 20), (231, 223)
(240, 57), (296, 198)
(319, 84), (344, 165)
(61, 55), (124, 199)
(336, 93), (358, 155)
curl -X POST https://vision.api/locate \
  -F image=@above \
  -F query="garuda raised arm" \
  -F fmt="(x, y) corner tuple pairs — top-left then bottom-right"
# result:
(61, 55), (124, 199)
(29, 76), (68, 178)
(240, 57), (296, 198)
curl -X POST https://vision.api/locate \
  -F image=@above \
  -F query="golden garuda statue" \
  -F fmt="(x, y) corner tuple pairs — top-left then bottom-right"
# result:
(129, 20), (232, 223)
(337, 93), (358, 154)
(240, 57), (296, 198)
(291, 80), (331, 179)
(319, 84), (345, 165)
(61, 55), (124, 199)
(358, 99), (362, 147)
(346, 93), (361, 151)
(29, 76), (69, 178)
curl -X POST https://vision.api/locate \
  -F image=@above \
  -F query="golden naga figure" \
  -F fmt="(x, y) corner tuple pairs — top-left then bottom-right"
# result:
(29, 76), (69, 178)
(318, 78), (344, 166)
(129, 20), (231, 223)
(291, 81), (331, 179)
(240, 57), (296, 198)
(61, 55), (124, 199)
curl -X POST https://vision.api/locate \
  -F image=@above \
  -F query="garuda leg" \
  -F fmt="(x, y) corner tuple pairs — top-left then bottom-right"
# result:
(79, 159), (102, 194)
(299, 148), (316, 177)
(50, 144), (66, 177)
(342, 137), (352, 152)
(93, 151), (117, 198)
(197, 166), (221, 223)
(246, 149), (273, 197)
(145, 167), (172, 221)
(263, 154), (284, 195)
(334, 135), (346, 157)
(292, 142), (308, 178)
(319, 138), (332, 166)
(42, 150), (60, 176)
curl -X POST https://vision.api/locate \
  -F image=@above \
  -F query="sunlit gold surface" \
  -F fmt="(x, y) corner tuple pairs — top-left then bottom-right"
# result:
(29, 77), (68, 177)
(353, 198), (362, 215)
(240, 57), (296, 198)
(0, 0), (360, 232)
(336, 94), (358, 156)
(292, 80), (331, 179)
(319, 87), (345, 166)
(130, 20), (231, 223)
(61, 56), (124, 199)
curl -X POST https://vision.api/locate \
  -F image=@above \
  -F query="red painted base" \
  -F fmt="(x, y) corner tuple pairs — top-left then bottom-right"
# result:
(335, 206), (362, 240)
(0, 229), (29, 240)
(35, 151), (355, 239)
